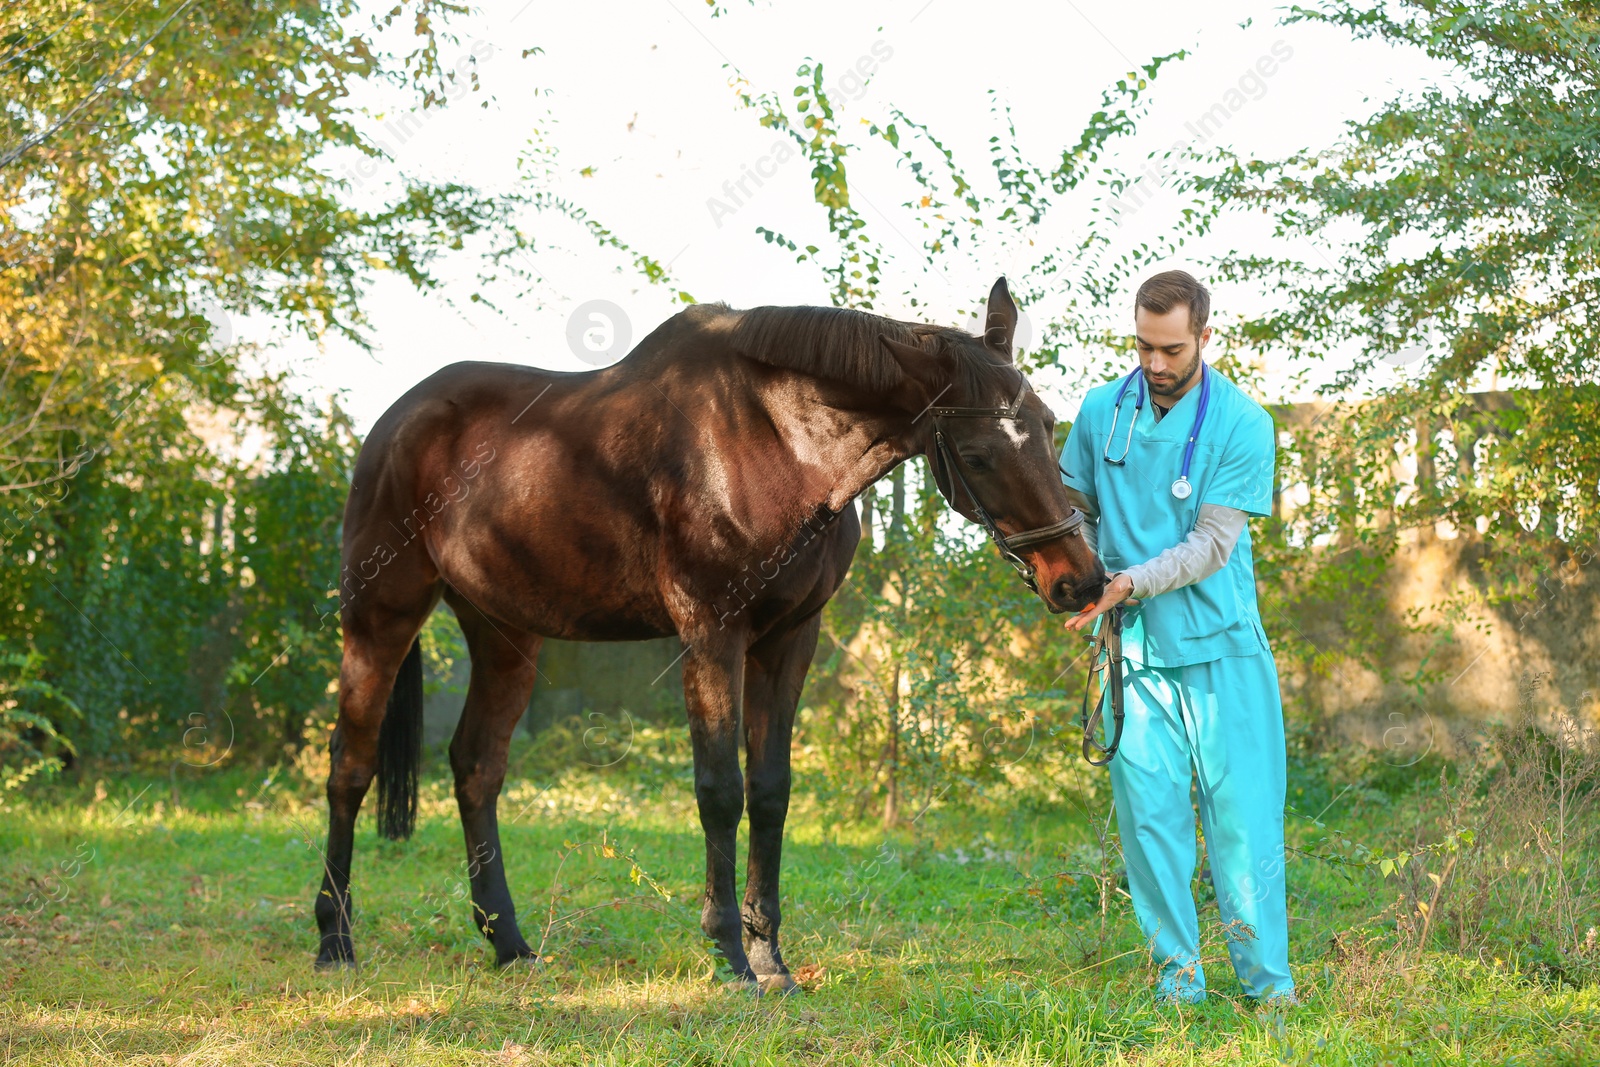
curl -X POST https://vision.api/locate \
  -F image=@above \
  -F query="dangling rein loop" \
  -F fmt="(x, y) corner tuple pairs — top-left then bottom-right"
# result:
(1080, 605), (1126, 766)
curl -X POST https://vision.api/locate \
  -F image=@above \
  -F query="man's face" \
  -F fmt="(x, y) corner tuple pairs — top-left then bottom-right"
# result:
(1134, 305), (1212, 399)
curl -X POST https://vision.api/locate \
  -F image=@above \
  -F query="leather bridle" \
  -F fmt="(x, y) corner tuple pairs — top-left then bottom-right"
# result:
(926, 374), (1086, 594)
(926, 370), (1124, 767)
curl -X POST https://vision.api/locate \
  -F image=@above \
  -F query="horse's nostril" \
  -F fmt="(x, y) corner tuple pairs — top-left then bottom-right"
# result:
(1052, 576), (1086, 605)
(1069, 576), (1105, 604)
(1051, 572), (1106, 609)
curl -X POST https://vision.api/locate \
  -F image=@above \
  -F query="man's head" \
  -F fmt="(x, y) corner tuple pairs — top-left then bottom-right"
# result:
(1134, 270), (1212, 400)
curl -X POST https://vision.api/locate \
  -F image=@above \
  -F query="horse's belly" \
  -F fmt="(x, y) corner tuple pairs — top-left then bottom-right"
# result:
(543, 611), (676, 642)
(705, 513), (859, 638)
(428, 518), (675, 640)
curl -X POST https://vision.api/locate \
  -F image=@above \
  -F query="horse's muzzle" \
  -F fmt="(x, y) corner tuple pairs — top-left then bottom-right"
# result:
(1048, 572), (1107, 614)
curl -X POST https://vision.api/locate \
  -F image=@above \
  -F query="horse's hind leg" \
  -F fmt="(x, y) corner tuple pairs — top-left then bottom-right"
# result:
(314, 583), (436, 970)
(740, 611), (821, 994)
(446, 592), (542, 966)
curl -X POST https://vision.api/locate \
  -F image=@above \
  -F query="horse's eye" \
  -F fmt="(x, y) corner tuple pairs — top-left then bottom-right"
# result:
(960, 453), (990, 472)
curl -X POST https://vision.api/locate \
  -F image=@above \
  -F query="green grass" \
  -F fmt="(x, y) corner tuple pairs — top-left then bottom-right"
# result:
(1, 733), (1596, 1065)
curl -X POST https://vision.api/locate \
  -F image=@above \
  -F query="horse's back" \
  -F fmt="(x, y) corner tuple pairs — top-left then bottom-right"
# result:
(338, 313), (858, 642)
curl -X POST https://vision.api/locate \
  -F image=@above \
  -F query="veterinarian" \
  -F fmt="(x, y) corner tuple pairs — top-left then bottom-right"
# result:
(1058, 270), (1294, 1005)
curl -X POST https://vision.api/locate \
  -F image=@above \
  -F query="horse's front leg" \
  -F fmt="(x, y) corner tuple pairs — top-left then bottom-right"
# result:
(448, 595), (543, 966)
(739, 611), (821, 994)
(681, 631), (757, 984)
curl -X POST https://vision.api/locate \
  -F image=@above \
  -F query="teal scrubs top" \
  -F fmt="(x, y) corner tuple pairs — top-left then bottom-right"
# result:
(1059, 365), (1277, 667)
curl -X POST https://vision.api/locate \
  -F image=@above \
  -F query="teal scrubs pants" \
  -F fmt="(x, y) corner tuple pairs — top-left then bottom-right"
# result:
(1107, 648), (1294, 1002)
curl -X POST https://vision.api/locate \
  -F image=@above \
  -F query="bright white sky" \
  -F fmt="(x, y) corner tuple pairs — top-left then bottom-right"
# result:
(239, 0), (1453, 434)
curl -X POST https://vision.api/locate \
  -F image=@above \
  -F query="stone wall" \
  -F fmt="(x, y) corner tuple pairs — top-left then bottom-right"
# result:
(1278, 533), (1599, 760)
(1266, 390), (1598, 757)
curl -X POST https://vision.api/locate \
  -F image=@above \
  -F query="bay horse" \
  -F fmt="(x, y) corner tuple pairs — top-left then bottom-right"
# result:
(314, 277), (1106, 991)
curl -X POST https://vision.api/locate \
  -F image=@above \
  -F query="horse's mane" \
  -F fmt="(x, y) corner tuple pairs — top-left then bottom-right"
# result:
(716, 303), (1017, 401)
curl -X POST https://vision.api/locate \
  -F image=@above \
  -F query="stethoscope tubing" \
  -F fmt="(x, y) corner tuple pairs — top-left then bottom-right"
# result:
(1102, 362), (1211, 498)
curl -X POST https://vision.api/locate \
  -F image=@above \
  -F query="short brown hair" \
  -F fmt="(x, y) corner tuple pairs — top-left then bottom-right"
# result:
(1136, 270), (1210, 337)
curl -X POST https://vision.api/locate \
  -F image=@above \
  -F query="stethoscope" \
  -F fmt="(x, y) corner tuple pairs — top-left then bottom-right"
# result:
(1102, 362), (1211, 500)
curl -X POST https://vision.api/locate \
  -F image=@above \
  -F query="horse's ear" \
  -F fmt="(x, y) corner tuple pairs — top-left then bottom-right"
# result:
(880, 335), (957, 414)
(984, 276), (1018, 363)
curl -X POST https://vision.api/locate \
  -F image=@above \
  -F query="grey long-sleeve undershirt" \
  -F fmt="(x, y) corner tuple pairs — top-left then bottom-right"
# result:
(1062, 486), (1248, 599)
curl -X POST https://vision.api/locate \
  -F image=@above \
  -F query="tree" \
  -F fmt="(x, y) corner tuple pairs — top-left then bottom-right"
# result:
(0, 0), (516, 769)
(1191, 1), (1600, 577)
(0, 1), (676, 769)
(0, 0), (514, 498)
(725, 44), (1191, 821)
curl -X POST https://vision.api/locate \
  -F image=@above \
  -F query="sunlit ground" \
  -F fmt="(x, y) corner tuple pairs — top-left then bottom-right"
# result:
(2, 728), (1596, 1065)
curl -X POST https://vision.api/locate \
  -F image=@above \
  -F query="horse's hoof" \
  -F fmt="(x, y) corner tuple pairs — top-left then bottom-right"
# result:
(720, 973), (761, 995)
(493, 939), (540, 968)
(496, 952), (542, 969)
(758, 973), (801, 996)
(314, 956), (356, 973)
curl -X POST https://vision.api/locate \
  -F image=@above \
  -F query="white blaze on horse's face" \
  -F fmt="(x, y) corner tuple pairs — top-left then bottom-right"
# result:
(1000, 418), (1030, 450)
(999, 375), (1036, 449)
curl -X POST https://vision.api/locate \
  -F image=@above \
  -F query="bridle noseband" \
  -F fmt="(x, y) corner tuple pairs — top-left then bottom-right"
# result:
(927, 375), (1086, 594)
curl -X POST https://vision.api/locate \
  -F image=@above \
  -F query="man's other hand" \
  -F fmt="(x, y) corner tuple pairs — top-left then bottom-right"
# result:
(1064, 571), (1136, 634)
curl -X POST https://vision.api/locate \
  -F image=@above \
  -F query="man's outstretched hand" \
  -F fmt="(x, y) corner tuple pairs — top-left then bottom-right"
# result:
(1064, 571), (1136, 634)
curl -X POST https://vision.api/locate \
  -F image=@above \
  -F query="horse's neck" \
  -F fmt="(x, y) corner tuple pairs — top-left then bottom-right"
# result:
(760, 378), (918, 517)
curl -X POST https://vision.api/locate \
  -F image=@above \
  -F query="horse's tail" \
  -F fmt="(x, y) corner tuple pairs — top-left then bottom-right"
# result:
(376, 638), (424, 841)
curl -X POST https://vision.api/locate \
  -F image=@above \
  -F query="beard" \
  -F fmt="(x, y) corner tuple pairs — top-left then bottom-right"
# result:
(1144, 350), (1202, 397)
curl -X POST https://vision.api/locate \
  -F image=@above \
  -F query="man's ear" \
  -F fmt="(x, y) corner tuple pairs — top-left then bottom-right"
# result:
(880, 335), (957, 415)
(983, 276), (1018, 363)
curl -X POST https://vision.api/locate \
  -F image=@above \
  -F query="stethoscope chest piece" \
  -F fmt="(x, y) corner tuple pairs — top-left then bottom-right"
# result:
(1102, 362), (1213, 503)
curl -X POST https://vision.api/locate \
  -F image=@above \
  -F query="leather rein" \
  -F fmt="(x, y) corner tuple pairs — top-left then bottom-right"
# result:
(927, 375), (1086, 594)
(1080, 605), (1126, 766)
(927, 374), (1124, 766)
